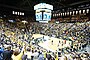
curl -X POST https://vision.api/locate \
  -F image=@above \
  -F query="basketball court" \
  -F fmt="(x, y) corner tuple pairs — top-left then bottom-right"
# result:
(32, 34), (72, 52)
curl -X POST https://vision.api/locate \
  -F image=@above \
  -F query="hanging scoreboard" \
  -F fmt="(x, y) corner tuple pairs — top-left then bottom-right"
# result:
(34, 3), (53, 23)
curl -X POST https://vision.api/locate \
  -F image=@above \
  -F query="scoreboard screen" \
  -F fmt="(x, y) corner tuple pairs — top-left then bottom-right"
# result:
(36, 12), (42, 21)
(43, 12), (51, 21)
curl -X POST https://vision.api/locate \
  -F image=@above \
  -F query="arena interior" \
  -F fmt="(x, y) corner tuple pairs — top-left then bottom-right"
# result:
(0, 0), (90, 60)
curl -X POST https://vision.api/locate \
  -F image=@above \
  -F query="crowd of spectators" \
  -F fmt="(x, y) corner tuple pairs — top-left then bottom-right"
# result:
(0, 20), (90, 60)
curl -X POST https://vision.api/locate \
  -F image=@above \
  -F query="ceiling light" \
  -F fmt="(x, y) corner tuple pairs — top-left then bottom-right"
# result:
(67, 12), (69, 15)
(57, 14), (59, 16)
(65, 12), (66, 16)
(18, 12), (19, 15)
(87, 9), (89, 13)
(59, 13), (60, 16)
(63, 13), (64, 16)
(15, 12), (17, 15)
(61, 13), (62, 16)
(20, 12), (22, 15)
(12, 11), (15, 14)
(53, 14), (54, 17)
(55, 14), (57, 17)
(73, 11), (75, 15)
(83, 10), (85, 13)
(79, 10), (81, 14)
(70, 11), (72, 15)
(76, 11), (78, 14)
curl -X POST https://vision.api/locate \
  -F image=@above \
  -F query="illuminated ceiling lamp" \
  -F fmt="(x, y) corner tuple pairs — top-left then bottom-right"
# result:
(76, 11), (78, 15)
(12, 11), (15, 14)
(22, 13), (24, 15)
(61, 13), (62, 16)
(15, 12), (17, 15)
(59, 13), (60, 16)
(57, 14), (59, 17)
(65, 12), (66, 16)
(18, 12), (19, 15)
(86, 9), (89, 13)
(20, 12), (22, 15)
(55, 14), (57, 17)
(79, 10), (81, 14)
(70, 11), (72, 15)
(67, 12), (69, 15)
(63, 13), (64, 16)
(83, 10), (85, 14)
(73, 11), (75, 15)
(53, 14), (55, 17)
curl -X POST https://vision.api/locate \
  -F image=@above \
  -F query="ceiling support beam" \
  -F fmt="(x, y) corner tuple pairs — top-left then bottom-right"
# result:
(55, 0), (90, 10)
(0, 4), (33, 12)
(69, 0), (90, 6)
(19, 0), (28, 6)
